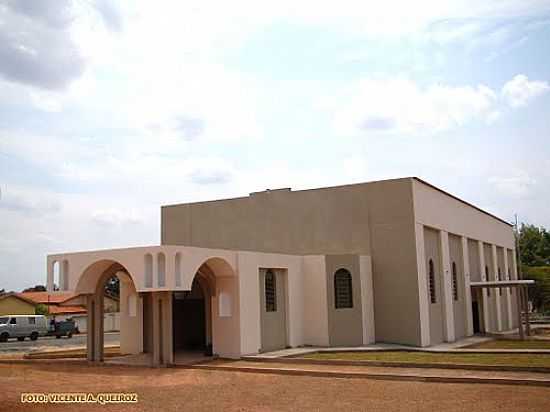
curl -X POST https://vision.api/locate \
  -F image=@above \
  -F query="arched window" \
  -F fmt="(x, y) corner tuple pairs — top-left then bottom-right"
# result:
(428, 259), (436, 304)
(144, 254), (153, 288)
(265, 270), (277, 312)
(334, 268), (353, 309)
(157, 253), (166, 287)
(452, 261), (458, 301)
(174, 252), (182, 287)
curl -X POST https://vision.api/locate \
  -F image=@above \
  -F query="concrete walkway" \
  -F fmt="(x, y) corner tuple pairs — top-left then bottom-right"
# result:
(193, 359), (550, 387)
(246, 335), (550, 359)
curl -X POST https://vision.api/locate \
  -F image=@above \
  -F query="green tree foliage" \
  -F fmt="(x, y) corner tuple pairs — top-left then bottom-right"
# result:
(518, 224), (550, 266)
(35, 303), (49, 315)
(22, 285), (47, 292)
(518, 224), (550, 313)
(104, 275), (120, 298)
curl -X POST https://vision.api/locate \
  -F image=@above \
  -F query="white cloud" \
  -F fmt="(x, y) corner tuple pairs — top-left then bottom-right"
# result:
(501, 74), (550, 107)
(332, 73), (550, 135)
(488, 170), (536, 197)
(333, 77), (498, 135)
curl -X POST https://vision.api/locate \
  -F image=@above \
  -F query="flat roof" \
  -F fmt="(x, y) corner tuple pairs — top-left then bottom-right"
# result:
(470, 280), (534, 288)
(162, 176), (513, 227)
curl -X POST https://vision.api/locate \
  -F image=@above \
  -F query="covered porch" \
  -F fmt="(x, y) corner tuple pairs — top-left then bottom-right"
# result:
(470, 279), (535, 340)
(48, 246), (240, 367)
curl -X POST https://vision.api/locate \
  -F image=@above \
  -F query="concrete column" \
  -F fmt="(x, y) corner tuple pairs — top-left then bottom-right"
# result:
(461, 237), (474, 336)
(439, 230), (455, 342)
(523, 287), (531, 336)
(477, 241), (490, 332)
(503, 250), (513, 330)
(516, 286), (524, 339)
(151, 292), (173, 366)
(86, 293), (104, 362)
(491, 245), (502, 331)
(86, 294), (95, 362)
(415, 223), (431, 347)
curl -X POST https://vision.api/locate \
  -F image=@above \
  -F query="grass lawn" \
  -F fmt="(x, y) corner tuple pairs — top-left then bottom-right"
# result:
(465, 339), (550, 350)
(302, 350), (550, 368)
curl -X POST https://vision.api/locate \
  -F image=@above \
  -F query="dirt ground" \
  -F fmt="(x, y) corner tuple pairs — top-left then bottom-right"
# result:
(1, 362), (549, 412)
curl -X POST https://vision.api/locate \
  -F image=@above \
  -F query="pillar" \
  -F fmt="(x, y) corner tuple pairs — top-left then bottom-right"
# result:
(523, 286), (531, 336)
(151, 291), (173, 366)
(439, 231), (455, 342)
(86, 293), (104, 362)
(415, 223), (431, 347)
(461, 237), (474, 336)
(477, 241), (490, 332)
(503, 250), (513, 330)
(516, 286), (524, 339)
(491, 245), (502, 331)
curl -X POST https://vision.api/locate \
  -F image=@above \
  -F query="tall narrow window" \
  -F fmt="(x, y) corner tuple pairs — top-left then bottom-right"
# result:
(498, 267), (502, 296)
(509, 268), (513, 295)
(428, 259), (436, 304)
(485, 266), (491, 296)
(452, 261), (458, 301)
(265, 270), (277, 312)
(334, 269), (353, 309)
(144, 254), (153, 288)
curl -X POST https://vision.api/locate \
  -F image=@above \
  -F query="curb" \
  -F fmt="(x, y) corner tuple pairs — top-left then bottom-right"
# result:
(190, 363), (550, 387)
(241, 356), (550, 374)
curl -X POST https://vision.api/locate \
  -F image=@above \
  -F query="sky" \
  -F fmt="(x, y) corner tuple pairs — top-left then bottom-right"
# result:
(0, 0), (549, 291)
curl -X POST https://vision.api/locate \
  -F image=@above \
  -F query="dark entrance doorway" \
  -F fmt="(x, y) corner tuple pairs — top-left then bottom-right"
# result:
(472, 301), (480, 334)
(172, 278), (206, 351)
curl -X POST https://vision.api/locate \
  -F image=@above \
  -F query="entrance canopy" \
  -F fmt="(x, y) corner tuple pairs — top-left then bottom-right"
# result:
(470, 280), (534, 288)
(471, 279), (534, 340)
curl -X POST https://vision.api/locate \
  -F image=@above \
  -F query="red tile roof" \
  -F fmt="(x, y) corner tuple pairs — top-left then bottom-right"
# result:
(17, 292), (77, 305)
(47, 305), (87, 315)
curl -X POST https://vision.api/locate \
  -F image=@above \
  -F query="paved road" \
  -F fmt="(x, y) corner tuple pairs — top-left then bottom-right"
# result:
(0, 332), (119, 354)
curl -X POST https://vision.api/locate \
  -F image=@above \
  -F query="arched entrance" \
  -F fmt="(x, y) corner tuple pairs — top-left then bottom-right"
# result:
(76, 260), (141, 362)
(173, 263), (214, 360)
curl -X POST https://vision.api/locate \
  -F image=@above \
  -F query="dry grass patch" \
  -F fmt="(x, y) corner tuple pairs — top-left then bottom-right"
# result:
(302, 351), (550, 368)
(464, 339), (550, 350)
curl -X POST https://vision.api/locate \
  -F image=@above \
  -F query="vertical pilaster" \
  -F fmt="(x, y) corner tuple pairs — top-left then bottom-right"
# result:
(415, 223), (431, 347)
(478, 241), (490, 332)
(461, 237), (474, 336)
(439, 230), (455, 342)
(491, 245), (502, 331)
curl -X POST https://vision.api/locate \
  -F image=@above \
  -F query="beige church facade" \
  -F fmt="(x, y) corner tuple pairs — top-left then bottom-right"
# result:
(46, 177), (527, 366)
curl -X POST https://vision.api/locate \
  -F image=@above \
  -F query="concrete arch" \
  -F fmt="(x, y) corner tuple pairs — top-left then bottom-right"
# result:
(74, 259), (139, 295)
(182, 256), (236, 291)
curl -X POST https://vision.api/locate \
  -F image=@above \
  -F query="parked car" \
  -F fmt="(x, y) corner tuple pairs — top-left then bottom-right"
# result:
(0, 315), (49, 342)
(48, 318), (76, 339)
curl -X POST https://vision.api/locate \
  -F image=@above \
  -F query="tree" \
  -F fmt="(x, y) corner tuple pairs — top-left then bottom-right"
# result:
(22, 285), (47, 292)
(523, 266), (550, 314)
(518, 224), (550, 266)
(35, 304), (49, 316)
(104, 276), (119, 298)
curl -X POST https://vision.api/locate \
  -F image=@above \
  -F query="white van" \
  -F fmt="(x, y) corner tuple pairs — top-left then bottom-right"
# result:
(0, 315), (49, 342)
